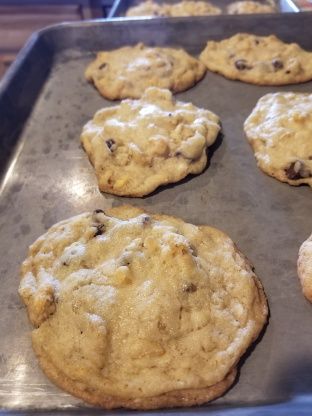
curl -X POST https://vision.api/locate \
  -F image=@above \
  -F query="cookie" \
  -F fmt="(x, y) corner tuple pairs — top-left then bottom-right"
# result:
(199, 33), (312, 85)
(19, 205), (268, 410)
(85, 43), (206, 100)
(244, 92), (312, 186)
(227, 1), (276, 14)
(167, 1), (222, 15)
(80, 87), (220, 197)
(126, 0), (165, 16)
(126, 0), (222, 17)
(298, 234), (312, 302)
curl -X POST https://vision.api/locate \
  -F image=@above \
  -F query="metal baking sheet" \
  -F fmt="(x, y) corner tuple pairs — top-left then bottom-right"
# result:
(285, 0), (312, 11)
(1, 13), (312, 415)
(108, 0), (298, 18)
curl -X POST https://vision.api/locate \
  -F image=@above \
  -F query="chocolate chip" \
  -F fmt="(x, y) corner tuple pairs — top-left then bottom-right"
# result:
(255, 39), (260, 45)
(157, 321), (166, 330)
(272, 59), (284, 70)
(142, 215), (151, 225)
(106, 139), (116, 151)
(94, 224), (105, 237)
(175, 151), (182, 157)
(98, 63), (107, 70)
(285, 161), (311, 180)
(234, 59), (252, 70)
(285, 70), (291, 74)
(182, 282), (197, 293)
(309, 156), (312, 160)
(285, 162), (301, 180)
(94, 209), (104, 215)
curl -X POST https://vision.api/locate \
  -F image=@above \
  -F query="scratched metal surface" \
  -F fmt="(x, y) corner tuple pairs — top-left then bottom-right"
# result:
(108, 0), (298, 17)
(0, 13), (312, 415)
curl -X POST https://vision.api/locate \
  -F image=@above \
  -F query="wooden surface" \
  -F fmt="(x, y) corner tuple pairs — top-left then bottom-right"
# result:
(0, 1), (112, 80)
(0, 6), (84, 53)
(0, 54), (15, 79)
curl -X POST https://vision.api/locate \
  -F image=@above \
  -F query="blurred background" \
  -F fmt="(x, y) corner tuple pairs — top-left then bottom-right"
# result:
(1, 0), (310, 80)
(0, 0), (114, 79)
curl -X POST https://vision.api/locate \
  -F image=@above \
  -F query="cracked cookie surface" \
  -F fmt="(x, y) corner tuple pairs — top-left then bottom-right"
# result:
(85, 43), (206, 100)
(298, 234), (312, 302)
(244, 92), (312, 187)
(19, 205), (267, 409)
(199, 33), (312, 85)
(80, 87), (220, 197)
(227, 1), (276, 14)
(126, 0), (221, 17)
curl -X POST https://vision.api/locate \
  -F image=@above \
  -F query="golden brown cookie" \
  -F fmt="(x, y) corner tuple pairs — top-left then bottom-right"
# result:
(85, 43), (206, 100)
(298, 234), (312, 302)
(19, 206), (268, 410)
(81, 87), (220, 197)
(244, 92), (312, 186)
(227, 1), (276, 14)
(200, 34), (312, 85)
(126, 0), (165, 16)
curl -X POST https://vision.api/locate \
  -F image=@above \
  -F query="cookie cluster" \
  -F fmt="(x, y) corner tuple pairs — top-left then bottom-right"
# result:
(84, 36), (312, 195)
(125, 0), (276, 16)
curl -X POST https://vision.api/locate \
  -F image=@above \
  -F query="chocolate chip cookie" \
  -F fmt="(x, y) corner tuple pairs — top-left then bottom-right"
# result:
(227, 1), (276, 14)
(244, 92), (312, 186)
(85, 43), (206, 100)
(200, 34), (312, 85)
(298, 234), (312, 302)
(81, 87), (220, 197)
(19, 205), (268, 409)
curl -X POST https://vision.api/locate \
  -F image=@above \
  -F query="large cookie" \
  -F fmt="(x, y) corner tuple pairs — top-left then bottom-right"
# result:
(80, 87), (220, 197)
(227, 1), (276, 14)
(19, 205), (268, 410)
(298, 234), (312, 302)
(85, 43), (206, 100)
(126, 0), (221, 17)
(200, 33), (312, 85)
(244, 92), (312, 186)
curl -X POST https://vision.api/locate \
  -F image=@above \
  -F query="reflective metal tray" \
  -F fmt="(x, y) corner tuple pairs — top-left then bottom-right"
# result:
(285, 0), (312, 11)
(0, 13), (312, 415)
